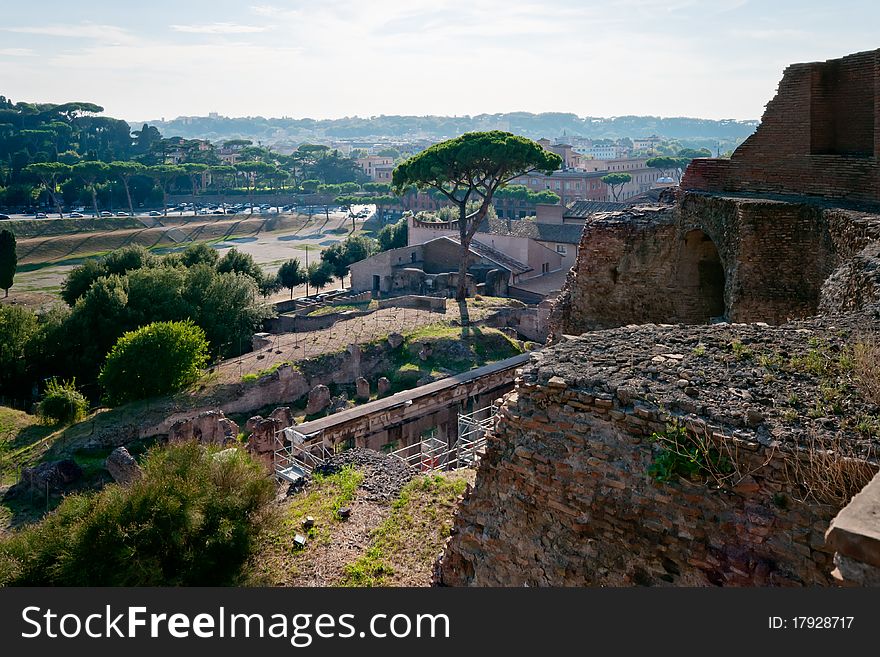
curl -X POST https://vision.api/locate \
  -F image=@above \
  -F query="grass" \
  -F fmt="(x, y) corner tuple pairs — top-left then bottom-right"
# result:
(247, 466), (364, 585)
(306, 301), (375, 317)
(0, 407), (58, 486)
(338, 471), (469, 587)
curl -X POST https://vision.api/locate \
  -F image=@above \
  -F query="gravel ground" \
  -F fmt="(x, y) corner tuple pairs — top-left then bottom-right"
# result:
(312, 447), (417, 501)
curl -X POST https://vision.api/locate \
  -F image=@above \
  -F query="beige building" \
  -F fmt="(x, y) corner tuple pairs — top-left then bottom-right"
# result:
(356, 156), (394, 181)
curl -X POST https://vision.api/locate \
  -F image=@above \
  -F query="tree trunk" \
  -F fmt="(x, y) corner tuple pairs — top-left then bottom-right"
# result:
(162, 185), (168, 216)
(456, 202), (469, 301)
(91, 186), (99, 218)
(123, 178), (134, 216)
(48, 184), (63, 218)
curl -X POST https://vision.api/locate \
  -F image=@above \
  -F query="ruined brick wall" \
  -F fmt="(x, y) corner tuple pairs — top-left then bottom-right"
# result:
(682, 49), (880, 204)
(550, 193), (859, 336)
(439, 322), (880, 587)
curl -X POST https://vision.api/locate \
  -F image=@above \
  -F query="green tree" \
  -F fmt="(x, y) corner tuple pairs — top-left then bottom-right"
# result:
(60, 258), (106, 305)
(36, 378), (88, 425)
(646, 156), (679, 178)
(319, 236), (372, 289)
(23, 162), (70, 217)
(72, 161), (110, 217)
(0, 441), (274, 586)
(180, 242), (218, 268)
(306, 261), (334, 295)
(277, 258), (306, 299)
(377, 217), (408, 252)
(216, 247), (264, 285)
(0, 304), (37, 393)
(183, 267), (271, 358)
(99, 320), (209, 405)
(0, 229), (16, 297)
(601, 172), (632, 201)
(392, 131), (561, 299)
(181, 163), (209, 210)
(109, 161), (146, 216)
(235, 161), (276, 213)
(147, 164), (183, 216)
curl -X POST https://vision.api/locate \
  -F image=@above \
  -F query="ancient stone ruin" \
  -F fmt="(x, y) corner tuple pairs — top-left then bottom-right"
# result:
(439, 48), (880, 587)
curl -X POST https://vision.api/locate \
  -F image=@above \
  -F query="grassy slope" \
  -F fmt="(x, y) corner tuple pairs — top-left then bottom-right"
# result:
(339, 471), (471, 587)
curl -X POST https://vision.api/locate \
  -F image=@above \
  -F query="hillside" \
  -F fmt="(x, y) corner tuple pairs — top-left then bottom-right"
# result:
(143, 113), (758, 148)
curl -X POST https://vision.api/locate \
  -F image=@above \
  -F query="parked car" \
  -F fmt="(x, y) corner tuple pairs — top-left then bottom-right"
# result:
(100, 211), (113, 217)
(116, 211), (132, 217)
(35, 212), (48, 218)
(148, 210), (162, 216)
(0, 214), (10, 220)
(68, 212), (85, 218)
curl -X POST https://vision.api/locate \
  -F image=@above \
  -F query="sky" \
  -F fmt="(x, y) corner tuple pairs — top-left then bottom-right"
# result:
(1, 0), (878, 123)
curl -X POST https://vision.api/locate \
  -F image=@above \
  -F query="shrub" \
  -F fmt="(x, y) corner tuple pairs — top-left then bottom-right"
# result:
(99, 320), (209, 405)
(36, 378), (89, 425)
(0, 441), (275, 586)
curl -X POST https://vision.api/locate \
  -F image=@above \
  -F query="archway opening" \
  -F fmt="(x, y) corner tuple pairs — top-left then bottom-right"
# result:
(680, 230), (726, 321)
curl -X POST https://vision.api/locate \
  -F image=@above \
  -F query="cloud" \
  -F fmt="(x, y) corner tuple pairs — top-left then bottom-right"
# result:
(0, 48), (35, 57)
(170, 22), (271, 34)
(2, 23), (130, 42)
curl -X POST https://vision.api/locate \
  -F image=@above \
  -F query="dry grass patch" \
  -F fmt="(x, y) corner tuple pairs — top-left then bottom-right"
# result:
(247, 467), (363, 585)
(338, 470), (473, 587)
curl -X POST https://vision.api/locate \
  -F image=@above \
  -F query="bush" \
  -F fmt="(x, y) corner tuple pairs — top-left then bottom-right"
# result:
(36, 378), (88, 425)
(98, 320), (209, 405)
(0, 442), (275, 585)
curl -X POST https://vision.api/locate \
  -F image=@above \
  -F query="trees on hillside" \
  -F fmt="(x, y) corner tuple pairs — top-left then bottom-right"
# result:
(392, 131), (561, 300)
(601, 173), (632, 201)
(0, 229), (16, 297)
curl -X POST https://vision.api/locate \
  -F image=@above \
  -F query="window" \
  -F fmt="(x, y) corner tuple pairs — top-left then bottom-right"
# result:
(556, 244), (567, 255)
(554, 181), (561, 190)
(541, 262), (550, 273)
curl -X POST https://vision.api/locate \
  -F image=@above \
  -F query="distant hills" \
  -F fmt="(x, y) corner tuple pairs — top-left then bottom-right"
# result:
(139, 112), (759, 149)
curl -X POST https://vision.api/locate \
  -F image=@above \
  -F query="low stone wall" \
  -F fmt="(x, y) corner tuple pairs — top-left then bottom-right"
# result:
(377, 295), (447, 312)
(265, 309), (373, 333)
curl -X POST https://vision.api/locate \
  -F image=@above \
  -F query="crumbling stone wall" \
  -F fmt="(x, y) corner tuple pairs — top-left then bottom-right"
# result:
(439, 321), (880, 586)
(682, 49), (880, 204)
(550, 193), (880, 336)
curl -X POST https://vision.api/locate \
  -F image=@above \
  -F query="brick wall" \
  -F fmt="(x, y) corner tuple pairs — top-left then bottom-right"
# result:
(682, 49), (880, 204)
(437, 323), (880, 587)
(549, 193), (880, 337)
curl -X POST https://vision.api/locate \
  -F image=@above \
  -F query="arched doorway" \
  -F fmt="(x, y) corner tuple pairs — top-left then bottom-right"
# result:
(679, 230), (726, 321)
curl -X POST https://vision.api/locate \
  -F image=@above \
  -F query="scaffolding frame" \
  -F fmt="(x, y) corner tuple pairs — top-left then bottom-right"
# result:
(389, 404), (498, 473)
(273, 427), (332, 484)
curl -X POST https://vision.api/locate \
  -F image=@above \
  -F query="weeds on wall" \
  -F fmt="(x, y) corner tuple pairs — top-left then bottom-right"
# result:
(782, 433), (877, 508)
(648, 418), (736, 486)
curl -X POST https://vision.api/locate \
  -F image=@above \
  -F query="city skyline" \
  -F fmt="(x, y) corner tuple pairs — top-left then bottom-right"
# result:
(1, 0), (879, 123)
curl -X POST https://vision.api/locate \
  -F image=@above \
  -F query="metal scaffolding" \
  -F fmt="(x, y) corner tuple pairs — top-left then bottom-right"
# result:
(389, 404), (498, 473)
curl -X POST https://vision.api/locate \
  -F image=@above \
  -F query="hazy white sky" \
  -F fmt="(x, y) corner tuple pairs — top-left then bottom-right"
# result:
(1, 0), (878, 123)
